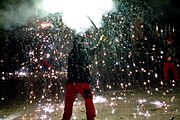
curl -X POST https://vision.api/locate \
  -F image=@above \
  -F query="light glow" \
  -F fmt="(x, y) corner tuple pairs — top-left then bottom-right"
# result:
(42, 0), (116, 33)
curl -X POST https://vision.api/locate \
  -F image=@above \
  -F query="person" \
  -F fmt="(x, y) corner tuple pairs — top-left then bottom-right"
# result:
(62, 34), (106, 120)
(163, 36), (179, 86)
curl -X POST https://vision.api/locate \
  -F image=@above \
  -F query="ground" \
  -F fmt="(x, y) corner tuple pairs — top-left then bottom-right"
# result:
(0, 87), (180, 120)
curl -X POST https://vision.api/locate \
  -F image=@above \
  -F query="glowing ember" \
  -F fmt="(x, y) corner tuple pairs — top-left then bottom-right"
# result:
(93, 96), (107, 103)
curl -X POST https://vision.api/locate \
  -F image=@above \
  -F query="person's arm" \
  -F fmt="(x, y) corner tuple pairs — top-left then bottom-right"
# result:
(165, 46), (176, 61)
(89, 35), (107, 56)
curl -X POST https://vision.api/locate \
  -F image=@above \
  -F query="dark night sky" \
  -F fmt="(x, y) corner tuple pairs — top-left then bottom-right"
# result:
(148, 0), (180, 21)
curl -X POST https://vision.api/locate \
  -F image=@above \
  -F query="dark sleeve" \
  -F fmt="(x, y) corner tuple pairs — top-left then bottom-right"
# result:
(172, 47), (176, 57)
(164, 45), (176, 58)
(88, 40), (103, 56)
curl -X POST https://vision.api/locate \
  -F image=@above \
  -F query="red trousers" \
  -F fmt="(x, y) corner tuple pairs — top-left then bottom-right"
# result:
(163, 62), (179, 81)
(62, 83), (96, 120)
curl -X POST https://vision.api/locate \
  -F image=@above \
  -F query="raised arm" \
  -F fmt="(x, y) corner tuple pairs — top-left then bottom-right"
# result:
(89, 34), (107, 56)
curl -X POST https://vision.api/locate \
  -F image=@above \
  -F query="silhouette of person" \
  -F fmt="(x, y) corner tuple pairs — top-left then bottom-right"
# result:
(62, 34), (106, 120)
(163, 36), (179, 86)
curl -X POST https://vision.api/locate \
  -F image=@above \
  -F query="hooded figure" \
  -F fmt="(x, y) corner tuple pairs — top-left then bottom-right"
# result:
(62, 34), (106, 120)
(67, 34), (92, 84)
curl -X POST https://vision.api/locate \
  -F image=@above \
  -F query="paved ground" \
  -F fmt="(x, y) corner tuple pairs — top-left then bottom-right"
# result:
(0, 87), (180, 120)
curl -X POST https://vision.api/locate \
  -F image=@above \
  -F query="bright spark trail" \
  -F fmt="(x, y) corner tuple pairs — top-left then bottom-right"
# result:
(0, 0), (180, 119)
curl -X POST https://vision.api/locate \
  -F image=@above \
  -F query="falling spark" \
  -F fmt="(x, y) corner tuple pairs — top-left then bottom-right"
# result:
(93, 96), (107, 103)
(150, 101), (166, 109)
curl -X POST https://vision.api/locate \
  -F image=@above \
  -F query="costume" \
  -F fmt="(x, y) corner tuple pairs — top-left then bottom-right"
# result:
(62, 35), (103, 120)
(163, 37), (179, 83)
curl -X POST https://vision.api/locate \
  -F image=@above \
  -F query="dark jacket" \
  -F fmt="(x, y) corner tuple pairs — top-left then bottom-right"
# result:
(67, 36), (101, 84)
(164, 44), (176, 62)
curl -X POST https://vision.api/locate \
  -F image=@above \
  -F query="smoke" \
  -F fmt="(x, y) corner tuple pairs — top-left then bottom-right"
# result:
(42, 0), (117, 33)
(0, 0), (45, 30)
(0, 0), (117, 31)
(0, 0), (179, 30)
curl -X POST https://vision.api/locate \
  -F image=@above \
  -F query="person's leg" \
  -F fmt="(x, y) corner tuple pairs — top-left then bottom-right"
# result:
(78, 83), (96, 120)
(171, 63), (179, 81)
(62, 84), (77, 120)
(170, 62), (180, 86)
(163, 62), (169, 81)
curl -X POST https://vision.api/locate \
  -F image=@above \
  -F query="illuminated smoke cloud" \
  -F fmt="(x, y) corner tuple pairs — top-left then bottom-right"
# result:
(0, 0), (52, 30)
(0, 0), (116, 31)
(0, 0), (179, 31)
(0, 1), (39, 30)
(42, 0), (117, 33)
